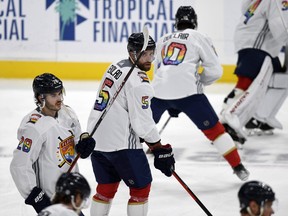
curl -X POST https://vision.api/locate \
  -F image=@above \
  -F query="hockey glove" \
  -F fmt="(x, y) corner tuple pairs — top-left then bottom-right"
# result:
(75, 132), (96, 159)
(152, 144), (175, 177)
(25, 187), (51, 213)
(167, 108), (181, 118)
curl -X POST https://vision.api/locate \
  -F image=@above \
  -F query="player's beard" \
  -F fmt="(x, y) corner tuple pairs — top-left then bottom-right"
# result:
(138, 62), (151, 71)
(46, 100), (62, 112)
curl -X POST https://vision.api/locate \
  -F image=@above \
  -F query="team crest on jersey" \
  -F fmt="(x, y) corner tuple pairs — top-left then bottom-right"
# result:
(57, 134), (75, 168)
(28, 114), (42, 124)
(137, 72), (150, 83)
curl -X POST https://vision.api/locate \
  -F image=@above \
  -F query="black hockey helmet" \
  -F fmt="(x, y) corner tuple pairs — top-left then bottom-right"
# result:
(55, 172), (91, 203)
(175, 6), (198, 30)
(33, 73), (63, 96)
(127, 32), (156, 53)
(238, 181), (275, 210)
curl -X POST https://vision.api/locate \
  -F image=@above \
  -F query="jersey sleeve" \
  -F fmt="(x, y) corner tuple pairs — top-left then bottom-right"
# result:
(126, 81), (160, 143)
(10, 124), (45, 199)
(268, 1), (288, 45)
(197, 35), (223, 85)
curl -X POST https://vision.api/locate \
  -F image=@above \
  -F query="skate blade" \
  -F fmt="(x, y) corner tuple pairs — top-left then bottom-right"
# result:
(245, 129), (274, 136)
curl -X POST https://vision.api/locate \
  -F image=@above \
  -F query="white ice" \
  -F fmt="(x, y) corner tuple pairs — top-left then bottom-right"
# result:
(1, 79), (287, 216)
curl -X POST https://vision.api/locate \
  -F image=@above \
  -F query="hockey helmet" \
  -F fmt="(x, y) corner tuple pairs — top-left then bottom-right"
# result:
(33, 73), (63, 96)
(175, 6), (198, 30)
(55, 172), (91, 202)
(127, 32), (156, 53)
(238, 181), (275, 210)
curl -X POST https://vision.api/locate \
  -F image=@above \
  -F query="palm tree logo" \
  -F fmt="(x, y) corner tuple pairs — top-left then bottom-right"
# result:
(46, 0), (89, 41)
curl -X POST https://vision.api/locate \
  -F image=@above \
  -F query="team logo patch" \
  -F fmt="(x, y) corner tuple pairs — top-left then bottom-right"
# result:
(57, 135), (75, 168)
(28, 114), (42, 124)
(137, 72), (150, 83)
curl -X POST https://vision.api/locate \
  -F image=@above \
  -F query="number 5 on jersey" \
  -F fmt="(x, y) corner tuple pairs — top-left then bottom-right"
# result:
(94, 78), (114, 111)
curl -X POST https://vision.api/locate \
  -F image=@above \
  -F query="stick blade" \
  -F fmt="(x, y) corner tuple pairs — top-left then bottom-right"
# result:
(141, 25), (149, 52)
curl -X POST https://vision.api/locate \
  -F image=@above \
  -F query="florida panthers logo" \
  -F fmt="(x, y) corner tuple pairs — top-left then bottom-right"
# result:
(57, 132), (75, 168)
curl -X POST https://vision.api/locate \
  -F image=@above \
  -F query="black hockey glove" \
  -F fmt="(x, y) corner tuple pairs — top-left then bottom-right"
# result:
(75, 132), (96, 159)
(152, 144), (175, 177)
(167, 108), (181, 118)
(25, 187), (51, 213)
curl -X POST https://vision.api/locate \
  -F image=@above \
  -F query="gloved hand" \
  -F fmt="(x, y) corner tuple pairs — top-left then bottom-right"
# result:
(25, 187), (51, 213)
(168, 108), (181, 118)
(75, 132), (96, 159)
(152, 144), (175, 177)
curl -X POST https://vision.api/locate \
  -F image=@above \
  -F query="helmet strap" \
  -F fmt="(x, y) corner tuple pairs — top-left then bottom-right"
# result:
(128, 51), (138, 65)
(71, 195), (90, 214)
(39, 94), (46, 109)
(247, 207), (257, 216)
(259, 201), (265, 216)
(131, 51), (138, 63)
(247, 204), (264, 216)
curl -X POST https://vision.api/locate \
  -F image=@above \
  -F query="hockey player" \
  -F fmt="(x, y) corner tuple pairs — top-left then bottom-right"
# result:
(151, 6), (249, 181)
(238, 180), (276, 216)
(220, 0), (288, 143)
(87, 32), (175, 216)
(38, 172), (91, 216)
(10, 73), (95, 213)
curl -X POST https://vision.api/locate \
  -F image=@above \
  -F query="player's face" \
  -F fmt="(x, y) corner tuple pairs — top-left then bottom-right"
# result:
(249, 201), (274, 216)
(137, 49), (155, 71)
(41, 90), (63, 116)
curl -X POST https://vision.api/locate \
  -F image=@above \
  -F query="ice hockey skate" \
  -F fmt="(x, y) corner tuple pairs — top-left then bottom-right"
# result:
(233, 163), (250, 181)
(245, 118), (274, 136)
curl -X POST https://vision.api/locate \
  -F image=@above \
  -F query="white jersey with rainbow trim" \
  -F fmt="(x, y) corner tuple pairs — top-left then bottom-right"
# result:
(234, 0), (288, 57)
(10, 106), (81, 199)
(152, 28), (223, 100)
(87, 59), (160, 152)
(38, 204), (78, 216)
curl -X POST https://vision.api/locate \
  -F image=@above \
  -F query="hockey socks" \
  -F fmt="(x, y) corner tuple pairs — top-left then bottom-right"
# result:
(213, 133), (241, 167)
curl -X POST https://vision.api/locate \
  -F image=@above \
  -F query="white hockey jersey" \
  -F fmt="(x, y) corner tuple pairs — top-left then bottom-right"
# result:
(87, 59), (160, 152)
(38, 204), (78, 216)
(153, 29), (223, 100)
(10, 106), (81, 199)
(234, 0), (288, 57)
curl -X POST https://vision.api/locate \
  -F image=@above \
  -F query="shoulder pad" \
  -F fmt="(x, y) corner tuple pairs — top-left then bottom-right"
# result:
(28, 113), (42, 124)
(117, 59), (132, 68)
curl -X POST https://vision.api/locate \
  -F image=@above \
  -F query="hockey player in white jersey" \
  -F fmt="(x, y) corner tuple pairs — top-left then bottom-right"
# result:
(10, 73), (95, 214)
(151, 6), (249, 181)
(87, 32), (175, 216)
(220, 0), (288, 143)
(38, 172), (91, 216)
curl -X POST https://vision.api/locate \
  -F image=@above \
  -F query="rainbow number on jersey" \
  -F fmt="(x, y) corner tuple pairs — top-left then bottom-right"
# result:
(94, 78), (114, 111)
(162, 42), (187, 65)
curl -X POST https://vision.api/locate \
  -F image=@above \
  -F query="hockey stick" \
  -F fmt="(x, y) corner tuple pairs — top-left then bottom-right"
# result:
(68, 26), (150, 173)
(172, 171), (213, 216)
(159, 116), (171, 134)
